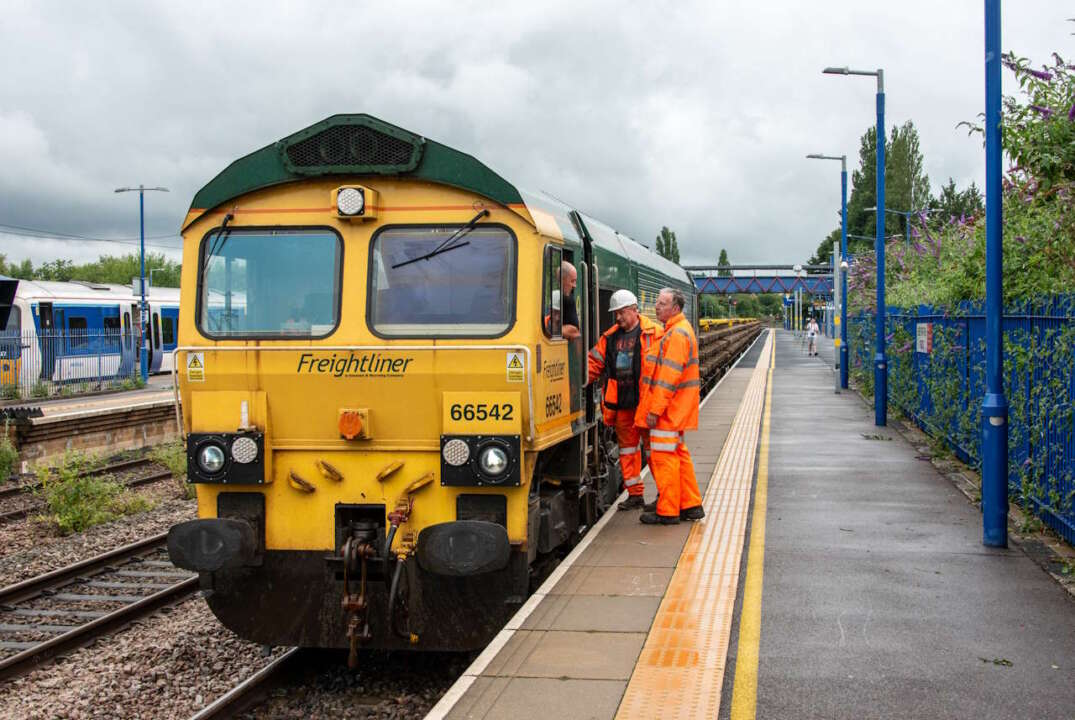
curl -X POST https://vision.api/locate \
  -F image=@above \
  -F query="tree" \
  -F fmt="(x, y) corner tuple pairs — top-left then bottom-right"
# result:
(809, 119), (933, 264)
(933, 178), (984, 223)
(655, 226), (680, 264)
(717, 248), (731, 277)
(0, 253), (181, 287)
(884, 121), (932, 236)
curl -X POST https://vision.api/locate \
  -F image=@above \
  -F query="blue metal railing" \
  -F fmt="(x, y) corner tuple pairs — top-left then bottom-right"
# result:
(850, 297), (1075, 545)
(0, 330), (142, 401)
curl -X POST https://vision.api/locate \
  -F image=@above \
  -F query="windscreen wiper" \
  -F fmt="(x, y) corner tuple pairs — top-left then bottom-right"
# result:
(392, 209), (490, 269)
(202, 209), (236, 274)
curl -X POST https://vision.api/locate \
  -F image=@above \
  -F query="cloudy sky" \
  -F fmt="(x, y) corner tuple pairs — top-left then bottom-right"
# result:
(0, 1), (1069, 268)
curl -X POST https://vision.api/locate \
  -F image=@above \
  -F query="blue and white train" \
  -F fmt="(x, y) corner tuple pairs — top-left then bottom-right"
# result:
(0, 278), (180, 388)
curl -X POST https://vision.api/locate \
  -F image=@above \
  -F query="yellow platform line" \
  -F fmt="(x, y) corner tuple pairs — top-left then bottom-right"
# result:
(616, 331), (773, 720)
(729, 325), (775, 719)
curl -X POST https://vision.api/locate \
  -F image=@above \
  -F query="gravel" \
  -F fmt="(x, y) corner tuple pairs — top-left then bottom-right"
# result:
(237, 650), (470, 720)
(0, 482), (195, 587)
(0, 597), (283, 720)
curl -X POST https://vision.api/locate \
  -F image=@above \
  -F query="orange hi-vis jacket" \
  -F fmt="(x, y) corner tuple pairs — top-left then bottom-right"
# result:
(587, 315), (662, 426)
(636, 311), (700, 431)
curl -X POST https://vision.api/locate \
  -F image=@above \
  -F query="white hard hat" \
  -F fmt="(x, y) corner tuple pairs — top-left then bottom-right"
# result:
(609, 289), (639, 312)
(551, 289), (561, 311)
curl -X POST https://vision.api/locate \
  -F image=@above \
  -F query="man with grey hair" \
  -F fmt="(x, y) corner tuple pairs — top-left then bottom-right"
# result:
(635, 287), (704, 524)
(560, 261), (580, 340)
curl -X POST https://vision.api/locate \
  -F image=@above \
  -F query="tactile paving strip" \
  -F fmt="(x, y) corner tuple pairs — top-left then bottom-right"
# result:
(615, 331), (773, 719)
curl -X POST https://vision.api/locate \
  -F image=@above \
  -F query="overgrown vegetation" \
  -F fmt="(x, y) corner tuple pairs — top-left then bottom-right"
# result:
(34, 450), (154, 534)
(151, 440), (192, 498)
(847, 38), (1075, 543)
(0, 422), (18, 482)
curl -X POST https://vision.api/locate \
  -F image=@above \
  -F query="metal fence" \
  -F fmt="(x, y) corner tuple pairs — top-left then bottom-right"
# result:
(850, 297), (1075, 545)
(0, 330), (144, 401)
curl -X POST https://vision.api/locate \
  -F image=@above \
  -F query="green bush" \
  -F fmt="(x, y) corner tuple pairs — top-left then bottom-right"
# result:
(35, 450), (154, 533)
(30, 382), (49, 399)
(0, 423), (18, 482)
(1, 384), (19, 400)
(150, 440), (186, 477)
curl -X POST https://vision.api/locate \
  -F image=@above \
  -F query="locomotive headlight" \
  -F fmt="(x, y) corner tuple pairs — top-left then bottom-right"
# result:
(478, 446), (509, 476)
(198, 444), (227, 474)
(336, 187), (365, 216)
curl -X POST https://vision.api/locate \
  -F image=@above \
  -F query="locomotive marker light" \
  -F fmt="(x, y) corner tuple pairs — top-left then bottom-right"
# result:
(823, 64), (887, 425)
(333, 186), (378, 220)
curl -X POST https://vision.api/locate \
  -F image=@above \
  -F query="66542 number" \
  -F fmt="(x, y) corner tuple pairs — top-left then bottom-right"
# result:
(449, 403), (514, 422)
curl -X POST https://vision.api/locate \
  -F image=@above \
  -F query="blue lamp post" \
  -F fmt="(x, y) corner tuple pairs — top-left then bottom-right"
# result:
(825, 65), (886, 425)
(114, 184), (168, 383)
(807, 153), (849, 388)
(982, 0), (1008, 547)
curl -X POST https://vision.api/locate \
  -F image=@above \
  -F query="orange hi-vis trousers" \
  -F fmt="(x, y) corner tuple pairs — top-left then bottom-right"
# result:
(649, 427), (702, 518)
(614, 409), (648, 497)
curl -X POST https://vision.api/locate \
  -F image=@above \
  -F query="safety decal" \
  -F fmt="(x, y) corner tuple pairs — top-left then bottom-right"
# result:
(186, 352), (205, 382)
(506, 352), (525, 383)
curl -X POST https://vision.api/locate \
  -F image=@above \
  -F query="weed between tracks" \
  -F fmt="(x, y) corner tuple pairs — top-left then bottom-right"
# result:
(33, 450), (156, 534)
(0, 420), (18, 482)
(150, 440), (193, 499)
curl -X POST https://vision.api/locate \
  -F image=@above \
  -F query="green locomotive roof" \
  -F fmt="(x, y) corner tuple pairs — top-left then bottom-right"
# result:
(188, 114), (524, 218)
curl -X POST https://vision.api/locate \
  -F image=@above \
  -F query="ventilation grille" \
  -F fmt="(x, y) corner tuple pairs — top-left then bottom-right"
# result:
(281, 123), (421, 174)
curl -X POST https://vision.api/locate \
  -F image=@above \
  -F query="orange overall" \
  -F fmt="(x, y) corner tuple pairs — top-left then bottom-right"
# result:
(588, 316), (662, 497)
(636, 311), (702, 518)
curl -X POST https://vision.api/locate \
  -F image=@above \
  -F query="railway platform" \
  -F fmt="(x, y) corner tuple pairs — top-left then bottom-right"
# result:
(2, 377), (177, 463)
(429, 328), (1075, 720)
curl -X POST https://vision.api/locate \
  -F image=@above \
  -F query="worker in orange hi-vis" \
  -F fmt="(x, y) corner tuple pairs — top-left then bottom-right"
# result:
(588, 289), (663, 511)
(636, 287), (704, 525)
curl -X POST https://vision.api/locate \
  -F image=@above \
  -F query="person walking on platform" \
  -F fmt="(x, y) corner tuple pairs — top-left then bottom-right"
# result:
(637, 288), (704, 525)
(588, 289), (663, 511)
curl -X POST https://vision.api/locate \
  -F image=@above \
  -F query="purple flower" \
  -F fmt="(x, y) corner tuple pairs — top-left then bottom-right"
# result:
(1030, 104), (1054, 117)
(1015, 235), (1027, 245)
(1027, 68), (1053, 81)
(1068, 103), (1075, 121)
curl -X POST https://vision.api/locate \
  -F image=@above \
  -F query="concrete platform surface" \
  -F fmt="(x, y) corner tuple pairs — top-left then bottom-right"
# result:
(728, 329), (1075, 719)
(433, 331), (770, 720)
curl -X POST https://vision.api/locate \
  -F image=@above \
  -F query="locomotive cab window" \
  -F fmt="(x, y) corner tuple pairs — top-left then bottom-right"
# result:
(542, 246), (562, 339)
(368, 225), (516, 337)
(197, 228), (341, 338)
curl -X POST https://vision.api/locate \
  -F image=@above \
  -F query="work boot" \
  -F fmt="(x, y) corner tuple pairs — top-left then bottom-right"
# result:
(618, 495), (645, 511)
(642, 498), (658, 513)
(680, 505), (706, 521)
(640, 512), (680, 525)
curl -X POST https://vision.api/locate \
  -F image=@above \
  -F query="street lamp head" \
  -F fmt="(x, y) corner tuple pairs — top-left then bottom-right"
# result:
(806, 153), (824, 159)
(823, 66), (850, 75)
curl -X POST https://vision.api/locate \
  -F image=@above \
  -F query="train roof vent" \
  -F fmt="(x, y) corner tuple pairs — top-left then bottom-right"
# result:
(278, 115), (424, 176)
(70, 280), (111, 291)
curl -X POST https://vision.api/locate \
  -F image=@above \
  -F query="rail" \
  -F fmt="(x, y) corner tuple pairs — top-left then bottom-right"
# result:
(0, 533), (198, 680)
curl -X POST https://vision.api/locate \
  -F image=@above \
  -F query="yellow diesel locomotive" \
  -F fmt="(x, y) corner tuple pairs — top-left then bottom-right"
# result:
(166, 115), (697, 653)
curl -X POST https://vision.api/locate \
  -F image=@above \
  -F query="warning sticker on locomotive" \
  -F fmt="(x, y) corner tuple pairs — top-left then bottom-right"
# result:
(506, 352), (525, 383)
(443, 391), (521, 435)
(186, 353), (205, 382)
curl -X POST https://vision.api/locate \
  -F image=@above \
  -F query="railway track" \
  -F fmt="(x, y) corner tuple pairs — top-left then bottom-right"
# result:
(188, 648), (303, 720)
(0, 532), (198, 681)
(0, 458), (175, 525)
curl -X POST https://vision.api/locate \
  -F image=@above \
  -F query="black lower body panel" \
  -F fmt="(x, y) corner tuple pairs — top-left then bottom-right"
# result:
(201, 549), (525, 651)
